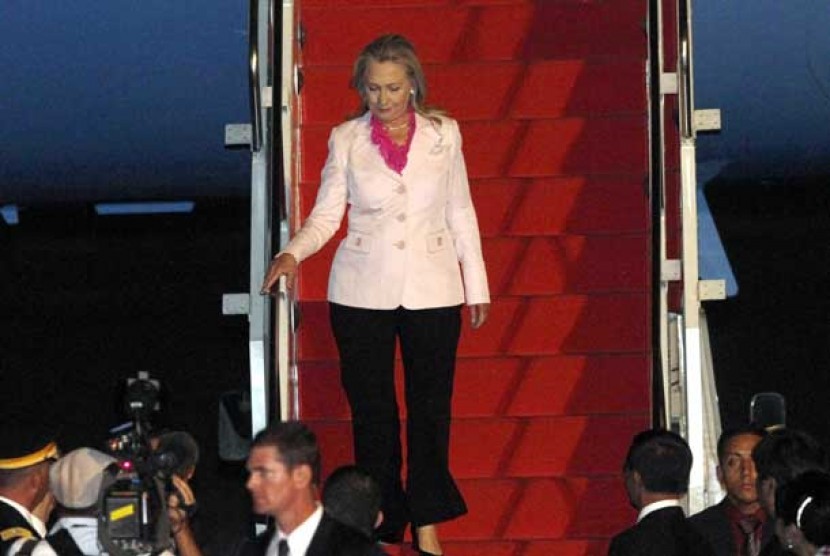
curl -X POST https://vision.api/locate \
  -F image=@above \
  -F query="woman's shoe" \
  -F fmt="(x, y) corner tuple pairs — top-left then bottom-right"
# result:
(410, 525), (443, 556)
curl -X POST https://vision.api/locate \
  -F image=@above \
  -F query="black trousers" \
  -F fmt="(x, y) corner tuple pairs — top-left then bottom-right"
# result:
(329, 303), (467, 537)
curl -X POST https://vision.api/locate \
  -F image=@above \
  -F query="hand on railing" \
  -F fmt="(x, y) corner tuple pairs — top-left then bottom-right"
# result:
(261, 253), (298, 294)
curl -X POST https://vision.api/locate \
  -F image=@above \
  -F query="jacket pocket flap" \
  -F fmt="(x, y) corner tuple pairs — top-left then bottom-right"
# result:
(427, 232), (448, 253)
(344, 231), (372, 253)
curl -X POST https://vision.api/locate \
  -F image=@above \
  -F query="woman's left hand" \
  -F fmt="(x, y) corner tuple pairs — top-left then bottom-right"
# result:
(469, 303), (490, 329)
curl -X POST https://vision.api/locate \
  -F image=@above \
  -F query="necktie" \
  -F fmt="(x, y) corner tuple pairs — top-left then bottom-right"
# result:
(739, 516), (760, 556)
(277, 539), (290, 556)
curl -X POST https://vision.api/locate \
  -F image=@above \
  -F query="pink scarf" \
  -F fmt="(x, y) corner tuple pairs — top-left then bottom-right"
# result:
(370, 111), (416, 174)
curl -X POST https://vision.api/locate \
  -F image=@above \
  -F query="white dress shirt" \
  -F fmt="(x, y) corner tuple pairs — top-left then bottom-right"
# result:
(637, 498), (684, 523)
(267, 505), (324, 556)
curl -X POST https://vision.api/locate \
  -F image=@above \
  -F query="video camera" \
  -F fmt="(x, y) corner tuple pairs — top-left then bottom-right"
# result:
(98, 372), (183, 556)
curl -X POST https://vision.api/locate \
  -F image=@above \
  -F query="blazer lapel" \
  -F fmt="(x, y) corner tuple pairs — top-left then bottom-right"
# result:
(404, 114), (445, 178)
(352, 114), (406, 184)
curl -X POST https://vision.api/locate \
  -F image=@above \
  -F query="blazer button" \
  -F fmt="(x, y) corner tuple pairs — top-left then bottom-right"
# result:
(394, 241), (405, 249)
(396, 213), (406, 222)
(396, 185), (406, 194)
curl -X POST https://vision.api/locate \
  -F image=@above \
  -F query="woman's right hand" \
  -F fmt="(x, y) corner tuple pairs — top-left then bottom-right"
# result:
(260, 253), (299, 294)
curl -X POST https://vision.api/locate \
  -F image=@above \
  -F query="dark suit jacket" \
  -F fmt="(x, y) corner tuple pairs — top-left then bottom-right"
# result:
(688, 498), (775, 556)
(758, 536), (794, 556)
(608, 506), (716, 556)
(236, 511), (385, 556)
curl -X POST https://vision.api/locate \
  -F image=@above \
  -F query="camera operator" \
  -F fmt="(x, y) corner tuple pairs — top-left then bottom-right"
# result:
(149, 430), (201, 556)
(0, 425), (83, 555)
(49, 447), (203, 556)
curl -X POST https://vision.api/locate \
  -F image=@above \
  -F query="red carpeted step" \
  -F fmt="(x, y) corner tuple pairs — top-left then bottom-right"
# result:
(523, 2), (645, 60)
(455, 294), (649, 357)
(301, 7), (469, 66)
(507, 117), (647, 177)
(438, 477), (633, 539)
(299, 67), (356, 126)
(450, 415), (647, 478)
(511, 59), (645, 119)
(458, 121), (525, 179)
(452, 355), (650, 417)
(298, 355), (650, 421)
(504, 176), (649, 236)
(503, 355), (650, 416)
(300, 58), (644, 127)
(492, 235), (648, 296)
(520, 293), (646, 354)
(293, 292), (649, 359)
(428, 63), (524, 121)
(469, 178), (525, 237)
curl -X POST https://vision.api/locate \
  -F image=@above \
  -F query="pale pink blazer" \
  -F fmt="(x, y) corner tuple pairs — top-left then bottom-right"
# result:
(283, 112), (490, 310)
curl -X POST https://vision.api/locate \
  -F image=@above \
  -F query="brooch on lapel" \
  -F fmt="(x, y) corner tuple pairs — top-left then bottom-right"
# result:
(429, 132), (449, 155)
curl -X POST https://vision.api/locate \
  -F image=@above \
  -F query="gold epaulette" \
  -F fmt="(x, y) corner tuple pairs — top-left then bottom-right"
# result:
(0, 526), (34, 541)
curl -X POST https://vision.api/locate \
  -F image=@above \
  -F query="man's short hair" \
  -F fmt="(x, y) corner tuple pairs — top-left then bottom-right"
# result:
(322, 465), (381, 539)
(624, 429), (692, 494)
(717, 425), (767, 463)
(752, 428), (827, 485)
(251, 421), (321, 486)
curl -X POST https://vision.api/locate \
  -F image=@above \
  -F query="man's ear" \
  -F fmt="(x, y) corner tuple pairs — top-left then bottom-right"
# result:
(28, 465), (46, 489)
(28, 464), (50, 502)
(291, 464), (313, 489)
(630, 470), (643, 489)
(716, 464), (724, 486)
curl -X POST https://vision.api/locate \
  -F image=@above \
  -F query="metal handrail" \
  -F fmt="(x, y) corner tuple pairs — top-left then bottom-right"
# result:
(275, 0), (299, 422)
(247, 0), (263, 153)
(647, 0), (668, 429)
(677, 0), (694, 139)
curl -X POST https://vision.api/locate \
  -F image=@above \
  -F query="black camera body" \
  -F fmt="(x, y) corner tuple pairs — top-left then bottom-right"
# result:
(98, 372), (174, 556)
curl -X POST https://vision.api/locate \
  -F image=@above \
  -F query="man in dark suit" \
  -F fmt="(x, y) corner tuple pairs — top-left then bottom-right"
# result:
(322, 465), (387, 556)
(689, 426), (774, 556)
(608, 429), (715, 556)
(238, 421), (382, 556)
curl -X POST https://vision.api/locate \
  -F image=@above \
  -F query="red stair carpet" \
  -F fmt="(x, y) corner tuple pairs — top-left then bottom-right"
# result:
(287, 1), (652, 553)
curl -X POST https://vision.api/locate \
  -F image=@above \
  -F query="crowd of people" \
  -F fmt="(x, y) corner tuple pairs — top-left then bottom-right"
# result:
(4, 419), (830, 556)
(0, 420), (397, 556)
(0, 426), (205, 556)
(610, 425), (830, 556)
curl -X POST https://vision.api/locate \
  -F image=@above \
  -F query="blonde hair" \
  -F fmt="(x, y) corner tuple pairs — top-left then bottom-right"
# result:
(350, 34), (444, 122)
